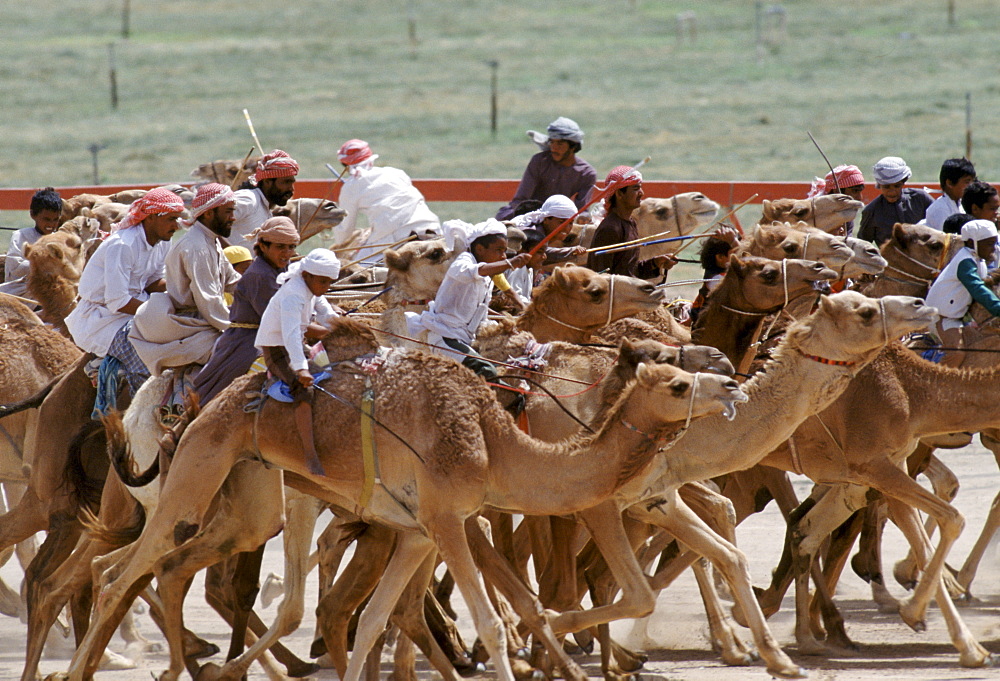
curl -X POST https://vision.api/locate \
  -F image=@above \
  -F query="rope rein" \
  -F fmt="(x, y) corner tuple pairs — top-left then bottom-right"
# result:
(620, 372), (700, 452)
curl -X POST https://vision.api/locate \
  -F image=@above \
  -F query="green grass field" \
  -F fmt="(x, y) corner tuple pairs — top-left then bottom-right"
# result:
(3, 0), (1000, 218)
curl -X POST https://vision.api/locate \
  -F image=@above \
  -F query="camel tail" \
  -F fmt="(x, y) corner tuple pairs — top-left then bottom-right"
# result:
(104, 410), (160, 488)
(62, 420), (108, 516)
(79, 496), (146, 547)
(0, 375), (60, 420)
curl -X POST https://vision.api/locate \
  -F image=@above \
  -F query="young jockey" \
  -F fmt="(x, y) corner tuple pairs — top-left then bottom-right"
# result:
(256, 248), (340, 476)
(926, 219), (1000, 367)
(408, 219), (530, 380)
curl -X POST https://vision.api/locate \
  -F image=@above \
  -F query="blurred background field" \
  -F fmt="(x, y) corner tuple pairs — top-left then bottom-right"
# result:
(3, 0), (1000, 225)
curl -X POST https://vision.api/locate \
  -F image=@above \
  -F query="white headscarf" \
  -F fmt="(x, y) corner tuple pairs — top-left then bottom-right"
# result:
(510, 194), (578, 230)
(872, 157), (911, 186)
(277, 248), (341, 285)
(961, 219), (999, 243)
(442, 218), (507, 253)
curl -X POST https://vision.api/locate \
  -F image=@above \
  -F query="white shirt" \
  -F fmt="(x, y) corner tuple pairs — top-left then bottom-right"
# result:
(4, 226), (44, 281)
(165, 221), (240, 331)
(230, 188), (273, 244)
(507, 266), (534, 301)
(255, 274), (337, 372)
(65, 226), (169, 355)
(926, 247), (983, 321)
(412, 251), (492, 344)
(336, 166), (440, 245)
(921, 194), (963, 231)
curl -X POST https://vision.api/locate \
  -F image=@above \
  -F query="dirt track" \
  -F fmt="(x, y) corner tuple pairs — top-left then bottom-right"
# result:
(1, 445), (998, 680)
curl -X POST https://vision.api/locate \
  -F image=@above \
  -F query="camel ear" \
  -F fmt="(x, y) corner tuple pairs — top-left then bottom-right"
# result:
(635, 361), (651, 384)
(46, 243), (63, 259)
(271, 205), (291, 218)
(384, 248), (410, 272)
(728, 255), (745, 275)
(760, 200), (773, 220)
(618, 338), (641, 369)
(63, 234), (82, 249)
(891, 222), (909, 247)
(81, 207), (94, 218)
(550, 266), (571, 290)
(22, 243), (32, 258)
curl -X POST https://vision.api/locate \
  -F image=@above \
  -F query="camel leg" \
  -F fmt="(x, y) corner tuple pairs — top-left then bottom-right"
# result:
(464, 516), (587, 681)
(956, 488), (1000, 595)
(225, 545), (267, 663)
(691, 557), (760, 666)
(883, 495), (994, 668)
(315, 523), (396, 678)
(428, 516), (515, 681)
(859, 460), (993, 668)
(343, 531), (436, 681)
(631, 492), (804, 679)
(808, 507), (863, 650)
(214, 489), (321, 681)
(0, 485), (48, 562)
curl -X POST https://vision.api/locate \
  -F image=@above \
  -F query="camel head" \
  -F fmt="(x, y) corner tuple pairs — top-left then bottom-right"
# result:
(789, 291), (937, 363)
(745, 222), (853, 271)
(84, 203), (129, 234)
(24, 232), (84, 282)
(524, 265), (666, 341)
(384, 239), (455, 300)
(633, 193), (721, 257)
(884, 222), (960, 273)
(842, 237), (887, 278)
(320, 317), (380, 363)
(619, 337), (734, 377)
(760, 195), (862, 233)
(631, 362), (747, 423)
(723, 255), (837, 312)
(190, 156), (261, 185)
(273, 198), (347, 243)
(59, 192), (113, 224)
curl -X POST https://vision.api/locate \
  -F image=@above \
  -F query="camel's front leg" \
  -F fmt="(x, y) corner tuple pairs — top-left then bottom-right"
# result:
(343, 531), (436, 681)
(632, 491), (805, 679)
(956, 488), (1000, 595)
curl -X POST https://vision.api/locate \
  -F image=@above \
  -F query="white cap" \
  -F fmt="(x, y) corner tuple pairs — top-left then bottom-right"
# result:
(961, 219), (999, 242)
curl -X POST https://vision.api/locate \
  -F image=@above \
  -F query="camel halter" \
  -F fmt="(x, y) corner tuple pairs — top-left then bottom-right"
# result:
(671, 195), (682, 236)
(620, 372), (700, 451)
(539, 274), (617, 332)
(800, 232), (811, 261)
(751, 258), (791, 349)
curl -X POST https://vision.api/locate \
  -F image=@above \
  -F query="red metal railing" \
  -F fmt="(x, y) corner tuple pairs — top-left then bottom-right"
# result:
(0, 179), (918, 213)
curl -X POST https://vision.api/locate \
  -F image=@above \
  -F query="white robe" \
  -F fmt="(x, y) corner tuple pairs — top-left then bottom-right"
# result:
(65, 226), (168, 356)
(129, 222), (241, 375)
(0, 227), (44, 297)
(407, 251), (492, 358)
(336, 166), (440, 262)
(255, 275), (337, 372)
(230, 188), (273, 245)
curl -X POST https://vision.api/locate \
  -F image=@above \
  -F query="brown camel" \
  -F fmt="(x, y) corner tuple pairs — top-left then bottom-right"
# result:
(271, 197), (348, 242)
(24, 231), (85, 336)
(759, 194), (863, 233)
(751, 343), (999, 667)
(55, 317), (745, 681)
(860, 222), (960, 298)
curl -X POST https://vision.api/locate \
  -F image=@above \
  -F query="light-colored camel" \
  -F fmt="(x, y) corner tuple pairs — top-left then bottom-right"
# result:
(379, 239), (455, 344)
(751, 342), (999, 667)
(24, 231), (85, 336)
(190, 157), (262, 185)
(271, 197), (347, 242)
(759, 194), (863, 233)
(632, 192), (721, 258)
(59, 186), (193, 224)
(55, 318), (746, 681)
(740, 221), (853, 272)
(512, 265), (666, 343)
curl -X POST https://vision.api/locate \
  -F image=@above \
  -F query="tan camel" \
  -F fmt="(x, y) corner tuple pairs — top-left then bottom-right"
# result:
(750, 343), (999, 667)
(379, 239), (455, 344)
(860, 222), (960, 298)
(740, 221), (853, 271)
(271, 197), (347, 242)
(513, 265), (666, 343)
(24, 231), (85, 336)
(759, 194), (863, 233)
(190, 156), (262, 185)
(54, 317), (746, 681)
(632, 192), (721, 258)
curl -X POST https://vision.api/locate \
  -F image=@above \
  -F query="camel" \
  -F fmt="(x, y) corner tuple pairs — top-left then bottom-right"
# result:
(749, 343), (1000, 667)
(632, 192), (721, 257)
(379, 239), (455, 343)
(759, 194), (863, 233)
(740, 221), (853, 271)
(190, 157), (262, 186)
(24, 232), (85, 336)
(860, 222), (960, 298)
(271, 197), (347, 242)
(59, 186), (193, 224)
(54, 317), (747, 681)
(512, 265), (666, 343)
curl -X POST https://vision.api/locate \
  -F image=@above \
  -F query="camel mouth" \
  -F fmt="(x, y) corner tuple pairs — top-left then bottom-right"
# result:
(720, 393), (749, 421)
(806, 267), (840, 283)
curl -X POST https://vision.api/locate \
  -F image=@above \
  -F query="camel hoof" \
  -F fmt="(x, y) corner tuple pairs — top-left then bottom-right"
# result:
(309, 636), (327, 658)
(260, 572), (285, 608)
(767, 664), (808, 679)
(193, 662), (222, 681)
(99, 650), (138, 670)
(959, 648), (996, 668)
(795, 638), (830, 657)
(286, 661), (322, 678)
(475, 662), (487, 673)
(572, 629), (594, 653)
(185, 640), (221, 660)
(43, 674), (69, 681)
(562, 639), (582, 655)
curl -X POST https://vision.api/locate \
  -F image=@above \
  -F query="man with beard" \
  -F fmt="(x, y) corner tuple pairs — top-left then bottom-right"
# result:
(230, 149), (300, 243)
(129, 183), (242, 375)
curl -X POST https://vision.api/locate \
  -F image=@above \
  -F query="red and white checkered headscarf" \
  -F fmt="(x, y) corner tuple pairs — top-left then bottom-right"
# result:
(824, 165), (865, 193)
(111, 187), (185, 232)
(250, 150), (300, 185)
(187, 183), (235, 225)
(338, 139), (379, 176)
(601, 165), (643, 208)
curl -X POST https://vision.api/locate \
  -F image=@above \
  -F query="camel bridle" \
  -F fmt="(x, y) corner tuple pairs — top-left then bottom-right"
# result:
(620, 371), (700, 452)
(539, 274), (617, 333)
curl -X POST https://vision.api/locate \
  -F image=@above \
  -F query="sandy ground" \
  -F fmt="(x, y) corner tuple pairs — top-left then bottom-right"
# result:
(1, 445), (999, 681)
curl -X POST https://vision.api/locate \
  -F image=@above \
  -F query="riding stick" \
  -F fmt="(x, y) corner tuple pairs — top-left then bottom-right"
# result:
(243, 109), (264, 153)
(807, 130), (840, 193)
(589, 233), (716, 256)
(229, 146), (256, 190)
(673, 193), (758, 257)
(339, 234), (417, 271)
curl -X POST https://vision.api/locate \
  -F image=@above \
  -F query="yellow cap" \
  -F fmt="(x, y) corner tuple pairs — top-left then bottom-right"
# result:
(224, 245), (253, 266)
